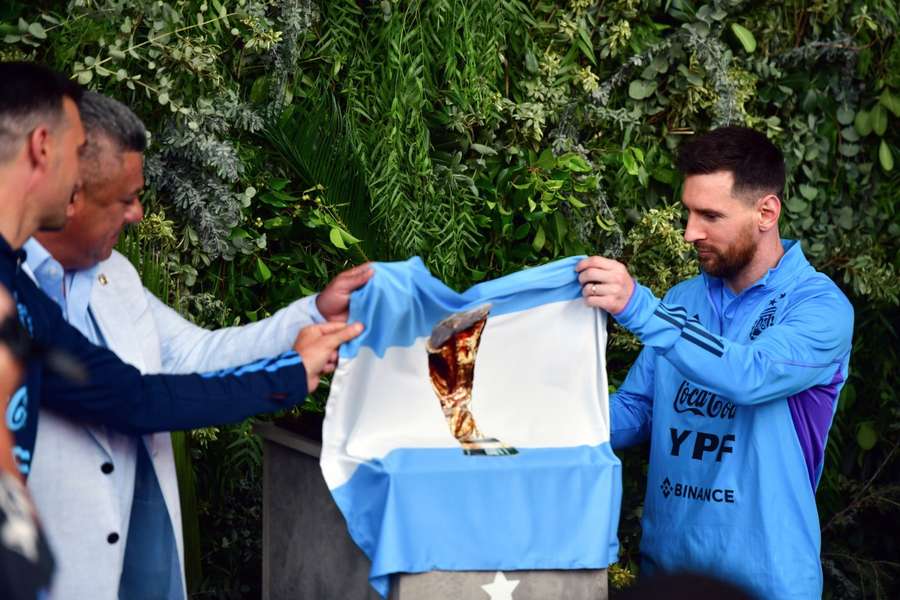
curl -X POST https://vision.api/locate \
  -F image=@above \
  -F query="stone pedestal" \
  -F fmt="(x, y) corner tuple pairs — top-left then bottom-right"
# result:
(389, 569), (607, 599)
(257, 420), (608, 600)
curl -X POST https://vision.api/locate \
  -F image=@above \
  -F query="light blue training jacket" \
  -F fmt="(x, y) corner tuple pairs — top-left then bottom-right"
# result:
(611, 239), (853, 599)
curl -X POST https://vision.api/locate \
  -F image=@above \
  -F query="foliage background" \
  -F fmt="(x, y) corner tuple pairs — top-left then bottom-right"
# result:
(2, 0), (898, 597)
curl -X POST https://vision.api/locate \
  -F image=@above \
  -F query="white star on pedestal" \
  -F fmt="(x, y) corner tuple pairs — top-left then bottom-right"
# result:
(481, 571), (520, 600)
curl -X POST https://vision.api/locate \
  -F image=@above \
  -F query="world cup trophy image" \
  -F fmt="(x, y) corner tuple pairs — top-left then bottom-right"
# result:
(426, 304), (517, 456)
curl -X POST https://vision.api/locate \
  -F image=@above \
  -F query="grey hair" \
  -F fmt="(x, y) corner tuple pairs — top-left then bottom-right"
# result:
(78, 91), (148, 184)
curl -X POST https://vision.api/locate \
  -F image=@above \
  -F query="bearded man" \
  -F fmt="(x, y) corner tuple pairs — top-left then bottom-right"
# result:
(576, 126), (854, 599)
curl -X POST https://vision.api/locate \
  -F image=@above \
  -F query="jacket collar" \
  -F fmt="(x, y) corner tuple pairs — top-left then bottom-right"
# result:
(0, 234), (26, 288)
(702, 239), (812, 296)
(22, 238), (55, 277)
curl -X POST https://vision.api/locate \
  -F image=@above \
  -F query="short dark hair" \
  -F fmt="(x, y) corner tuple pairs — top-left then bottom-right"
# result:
(0, 61), (83, 163)
(676, 126), (785, 201)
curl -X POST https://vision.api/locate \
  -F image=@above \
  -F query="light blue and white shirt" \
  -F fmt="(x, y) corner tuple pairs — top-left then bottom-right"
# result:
(322, 257), (622, 597)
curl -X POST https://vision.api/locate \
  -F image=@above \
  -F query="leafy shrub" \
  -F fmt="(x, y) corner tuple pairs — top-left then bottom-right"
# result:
(3, 0), (898, 597)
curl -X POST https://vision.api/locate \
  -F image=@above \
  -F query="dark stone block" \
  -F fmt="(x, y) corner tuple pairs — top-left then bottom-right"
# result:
(257, 421), (608, 600)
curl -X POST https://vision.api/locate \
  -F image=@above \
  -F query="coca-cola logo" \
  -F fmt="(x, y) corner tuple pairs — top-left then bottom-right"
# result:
(673, 380), (736, 420)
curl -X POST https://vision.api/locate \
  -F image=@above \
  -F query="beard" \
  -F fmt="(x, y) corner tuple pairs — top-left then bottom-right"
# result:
(695, 226), (757, 280)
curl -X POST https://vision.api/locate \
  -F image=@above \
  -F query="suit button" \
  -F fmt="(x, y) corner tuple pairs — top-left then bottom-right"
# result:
(101, 462), (114, 474)
(107, 532), (119, 544)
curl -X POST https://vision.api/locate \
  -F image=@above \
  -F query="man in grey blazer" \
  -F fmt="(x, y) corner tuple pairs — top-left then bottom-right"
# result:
(24, 91), (373, 599)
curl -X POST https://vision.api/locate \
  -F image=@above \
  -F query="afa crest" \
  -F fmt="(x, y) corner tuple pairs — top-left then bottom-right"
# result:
(750, 294), (785, 340)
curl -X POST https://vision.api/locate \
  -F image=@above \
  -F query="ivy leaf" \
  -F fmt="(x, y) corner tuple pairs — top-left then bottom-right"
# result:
(879, 139), (894, 172)
(871, 104), (888, 136)
(470, 143), (498, 156)
(542, 179), (564, 192)
(628, 79), (657, 100)
(531, 224), (546, 252)
(856, 422), (877, 451)
(263, 216), (292, 229)
(837, 206), (854, 229)
(340, 229), (361, 245)
(799, 184), (818, 201)
(27, 22), (47, 39)
(553, 211), (568, 241)
(854, 109), (872, 136)
(841, 126), (860, 142)
(839, 143), (860, 158)
(785, 197), (808, 213)
(269, 179), (289, 191)
(730, 23), (756, 53)
(329, 227), (347, 249)
(255, 258), (272, 282)
(836, 105), (855, 126)
(557, 152), (591, 173)
(211, 0), (228, 21)
(258, 190), (293, 208)
(839, 383), (856, 412)
(535, 148), (555, 171)
(230, 227), (250, 240)
(622, 150), (638, 176)
(524, 51), (539, 74)
(250, 76), (269, 104)
(879, 90), (900, 117)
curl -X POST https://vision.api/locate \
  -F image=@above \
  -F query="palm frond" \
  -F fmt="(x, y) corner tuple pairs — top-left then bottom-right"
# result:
(263, 93), (382, 258)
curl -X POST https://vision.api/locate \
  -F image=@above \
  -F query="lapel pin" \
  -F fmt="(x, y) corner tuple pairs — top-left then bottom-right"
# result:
(98, 274), (108, 286)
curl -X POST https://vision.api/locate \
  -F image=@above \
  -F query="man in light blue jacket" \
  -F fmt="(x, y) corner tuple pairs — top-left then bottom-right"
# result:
(24, 91), (372, 600)
(577, 126), (853, 599)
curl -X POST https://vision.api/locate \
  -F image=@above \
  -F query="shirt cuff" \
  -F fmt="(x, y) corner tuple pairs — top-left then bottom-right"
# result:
(611, 281), (660, 333)
(306, 294), (326, 324)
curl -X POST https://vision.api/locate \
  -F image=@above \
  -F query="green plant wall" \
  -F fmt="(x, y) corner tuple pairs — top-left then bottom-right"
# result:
(3, 0), (898, 597)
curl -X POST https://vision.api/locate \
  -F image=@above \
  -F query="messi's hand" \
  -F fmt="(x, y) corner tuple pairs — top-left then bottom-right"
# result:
(575, 256), (635, 316)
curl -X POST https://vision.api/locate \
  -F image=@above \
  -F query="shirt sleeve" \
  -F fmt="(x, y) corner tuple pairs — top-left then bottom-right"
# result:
(148, 289), (322, 374)
(610, 346), (656, 450)
(39, 296), (309, 435)
(612, 280), (853, 406)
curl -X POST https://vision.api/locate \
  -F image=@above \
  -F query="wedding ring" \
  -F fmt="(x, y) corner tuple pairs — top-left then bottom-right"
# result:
(591, 284), (597, 296)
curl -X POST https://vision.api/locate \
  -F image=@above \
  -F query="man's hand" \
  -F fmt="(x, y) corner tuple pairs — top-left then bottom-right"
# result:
(316, 264), (375, 322)
(575, 256), (635, 315)
(293, 321), (364, 392)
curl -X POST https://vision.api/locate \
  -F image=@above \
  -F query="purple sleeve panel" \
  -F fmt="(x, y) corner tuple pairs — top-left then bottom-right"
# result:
(787, 367), (845, 491)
